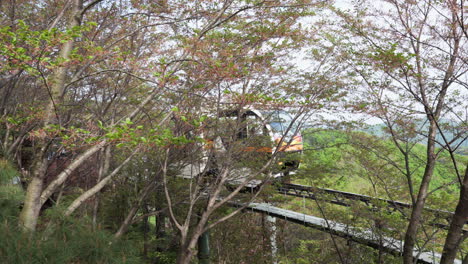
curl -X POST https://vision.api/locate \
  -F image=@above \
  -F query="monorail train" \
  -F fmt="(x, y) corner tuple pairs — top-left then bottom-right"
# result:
(217, 108), (303, 171)
(178, 107), (303, 186)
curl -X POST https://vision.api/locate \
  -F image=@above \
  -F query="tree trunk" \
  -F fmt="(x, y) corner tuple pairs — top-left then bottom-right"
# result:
(93, 146), (112, 229)
(440, 164), (468, 264)
(114, 180), (156, 238)
(142, 204), (149, 258)
(40, 141), (106, 206)
(402, 122), (437, 264)
(18, 0), (83, 232)
(177, 247), (195, 264)
(18, 163), (46, 231)
(65, 149), (136, 217)
(176, 216), (208, 264)
(18, 141), (50, 231)
(155, 192), (167, 255)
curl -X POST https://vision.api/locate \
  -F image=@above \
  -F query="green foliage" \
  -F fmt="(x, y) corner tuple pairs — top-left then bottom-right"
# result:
(278, 220), (402, 264)
(299, 129), (463, 202)
(0, 184), (23, 220)
(286, 128), (463, 262)
(0, 160), (142, 263)
(149, 252), (176, 264)
(0, 20), (97, 75)
(0, 213), (141, 264)
(210, 212), (276, 263)
(370, 43), (414, 71)
(101, 120), (193, 149)
(0, 158), (20, 185)
(297, 129), (355, 188)
(0, 159), (23, 220)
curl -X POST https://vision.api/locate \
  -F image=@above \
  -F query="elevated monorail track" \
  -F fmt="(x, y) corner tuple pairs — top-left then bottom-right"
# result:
(275, 182), (467, 233)
(233, 202), (461, 264)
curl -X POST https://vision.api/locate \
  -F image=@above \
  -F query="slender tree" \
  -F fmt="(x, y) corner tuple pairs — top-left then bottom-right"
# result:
(334, 0), (467, 262)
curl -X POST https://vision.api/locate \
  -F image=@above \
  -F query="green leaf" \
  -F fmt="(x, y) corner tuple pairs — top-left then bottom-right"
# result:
(124, 118), (133, 125)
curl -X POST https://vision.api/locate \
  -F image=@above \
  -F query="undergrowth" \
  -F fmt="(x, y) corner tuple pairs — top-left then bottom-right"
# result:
(0, 158), (142, 264)
(0, 215), (142, 264)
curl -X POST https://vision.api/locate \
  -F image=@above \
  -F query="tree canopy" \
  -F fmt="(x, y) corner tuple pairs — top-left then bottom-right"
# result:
(0, 0), (467, 263)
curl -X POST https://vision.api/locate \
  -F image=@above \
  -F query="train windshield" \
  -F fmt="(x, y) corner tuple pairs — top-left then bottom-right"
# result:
(261, 110), (298, 137)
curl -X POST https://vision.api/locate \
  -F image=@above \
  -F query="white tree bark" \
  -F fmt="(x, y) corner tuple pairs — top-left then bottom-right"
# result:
(64, 148), (138, 216)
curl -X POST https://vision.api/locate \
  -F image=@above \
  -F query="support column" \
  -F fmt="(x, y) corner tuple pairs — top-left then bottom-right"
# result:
(267, 215), (278, 264)
(198, 230), (210, 264)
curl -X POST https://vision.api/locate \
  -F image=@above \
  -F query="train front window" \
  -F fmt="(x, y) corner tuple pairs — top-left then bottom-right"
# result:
(219, 110), (266, 141)
(265, 110), (296, 136)
(269, 122), (283, 133)
(279, 111), (298, 137)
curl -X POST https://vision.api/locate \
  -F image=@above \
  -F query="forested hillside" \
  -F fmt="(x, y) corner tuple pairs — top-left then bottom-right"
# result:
(302, 129), (466, 199)
(1, 0), (467, 263)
